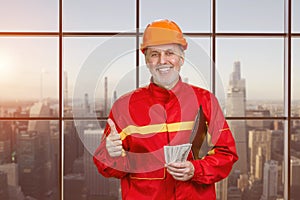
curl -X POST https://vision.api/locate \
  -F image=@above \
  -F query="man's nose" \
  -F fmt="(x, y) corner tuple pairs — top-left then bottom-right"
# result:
(159, 53), (167, 65)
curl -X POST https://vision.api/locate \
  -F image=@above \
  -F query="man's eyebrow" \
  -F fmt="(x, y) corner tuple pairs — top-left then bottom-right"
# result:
(149, 49), (160, 52)
(149, 48), (175, 52)
(146, 48), (159, 53)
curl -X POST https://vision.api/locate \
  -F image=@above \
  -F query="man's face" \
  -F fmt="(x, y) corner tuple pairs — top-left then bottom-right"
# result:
(145, 44), (184, 89)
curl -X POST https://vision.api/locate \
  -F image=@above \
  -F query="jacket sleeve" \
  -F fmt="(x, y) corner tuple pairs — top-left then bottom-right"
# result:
(191, 93), (238, 184)
(93, 115), (129, 179)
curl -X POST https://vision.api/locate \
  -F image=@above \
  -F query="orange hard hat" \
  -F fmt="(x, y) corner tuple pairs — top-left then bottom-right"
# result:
(140, 19), (188, 54)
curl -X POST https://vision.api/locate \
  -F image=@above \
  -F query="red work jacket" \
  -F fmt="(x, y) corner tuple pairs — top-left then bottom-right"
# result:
(93, 79), (238, 200)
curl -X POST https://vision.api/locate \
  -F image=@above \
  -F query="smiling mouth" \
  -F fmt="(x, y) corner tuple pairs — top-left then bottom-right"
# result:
(156, 66), (173, 73)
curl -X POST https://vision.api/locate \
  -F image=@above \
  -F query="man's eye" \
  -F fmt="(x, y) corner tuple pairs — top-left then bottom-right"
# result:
(166, 51), (174, 56)
(151, 53), (158, 57)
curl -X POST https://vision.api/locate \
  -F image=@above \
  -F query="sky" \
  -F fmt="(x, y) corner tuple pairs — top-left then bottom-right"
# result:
(0, 0), (299, 103)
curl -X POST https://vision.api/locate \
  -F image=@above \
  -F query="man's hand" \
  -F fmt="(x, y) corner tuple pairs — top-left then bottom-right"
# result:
(166, 161), (195, 181)
(105, 119), (123, 157)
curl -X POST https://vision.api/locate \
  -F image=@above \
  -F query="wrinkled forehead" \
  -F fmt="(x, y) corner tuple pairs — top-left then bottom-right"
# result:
(147, 43), (182, 52)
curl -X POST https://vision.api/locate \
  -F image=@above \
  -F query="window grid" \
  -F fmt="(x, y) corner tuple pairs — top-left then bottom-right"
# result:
(0, 0), (299, 199)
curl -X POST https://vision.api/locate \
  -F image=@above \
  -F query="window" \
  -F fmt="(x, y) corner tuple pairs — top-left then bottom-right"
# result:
(140, 0), (211, 33)
(0, 37), (59, 106)
(0, 1), (59, 32)
(0, 0), (298, 199)
(63, 0), (136, 32)
(216, 38), (284, 116)
(216, 0), (284, 33)
(292, 0), (300, 33)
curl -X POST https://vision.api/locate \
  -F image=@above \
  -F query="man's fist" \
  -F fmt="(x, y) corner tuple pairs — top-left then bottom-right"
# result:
(105, 119), (123, 157)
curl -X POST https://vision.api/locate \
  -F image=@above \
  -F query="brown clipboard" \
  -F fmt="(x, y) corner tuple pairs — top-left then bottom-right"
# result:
(189, 105), (208, 160)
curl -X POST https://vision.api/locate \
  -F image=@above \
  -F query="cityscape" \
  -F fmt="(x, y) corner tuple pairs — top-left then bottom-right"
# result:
(0, 61), (300, 200)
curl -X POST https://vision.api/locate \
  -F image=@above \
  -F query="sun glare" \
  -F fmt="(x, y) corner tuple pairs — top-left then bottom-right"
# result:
(0, 53), (13, 81)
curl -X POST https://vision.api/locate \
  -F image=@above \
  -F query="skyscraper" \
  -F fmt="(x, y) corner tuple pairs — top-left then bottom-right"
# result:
(64, 71), (69, 108)
(17, 130), (43, 198)
(0, 171), (9, 199)
(17, 101), (56, 198)
(261, 160), (278, 200)
(0, 121), (12, 164)
(291, 156), (300, 199)
(226, 61), (248, 174)
(83, 126), (120, 199)
(248, 129), (272, 180)
(84, 93), (90, 114)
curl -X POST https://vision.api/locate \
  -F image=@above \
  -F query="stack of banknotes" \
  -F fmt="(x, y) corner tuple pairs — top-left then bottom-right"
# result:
(164, 143), (192, 164)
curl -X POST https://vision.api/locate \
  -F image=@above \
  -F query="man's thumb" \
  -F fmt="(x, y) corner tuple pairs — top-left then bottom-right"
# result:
(107, 118), (117, 134)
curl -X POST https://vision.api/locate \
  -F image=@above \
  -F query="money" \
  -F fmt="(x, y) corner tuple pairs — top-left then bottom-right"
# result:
(164, 143), (192, 164)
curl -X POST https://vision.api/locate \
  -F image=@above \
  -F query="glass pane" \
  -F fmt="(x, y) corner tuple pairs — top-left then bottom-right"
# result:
(217, 120), (284, 199)
(217, 0), (284, 33)
(64, 37), (136, 117)
(291, 38), (300, 198)
(63, 119), (120, 199)
(216, 38), (284, 117)
(139, 37), (211, 90)
(293, 0), (300, 32)
(291, 121), (300, 199)
(140, 0), (211, 33)
(0, 120), (60, 199)
(63, 0), (135, 32)
(0, 0), (58, 32)
(292, 38), (300, 112)
(0, 37), (59, 117)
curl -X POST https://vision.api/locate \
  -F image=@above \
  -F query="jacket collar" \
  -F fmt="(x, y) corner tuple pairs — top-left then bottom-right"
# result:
(148, 77), (184, 103)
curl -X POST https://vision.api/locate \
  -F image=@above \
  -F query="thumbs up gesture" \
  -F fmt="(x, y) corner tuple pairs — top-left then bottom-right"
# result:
(106, 119), (123, 157)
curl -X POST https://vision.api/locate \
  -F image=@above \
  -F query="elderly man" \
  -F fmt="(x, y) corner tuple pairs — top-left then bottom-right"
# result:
(93, 19), (238, 200)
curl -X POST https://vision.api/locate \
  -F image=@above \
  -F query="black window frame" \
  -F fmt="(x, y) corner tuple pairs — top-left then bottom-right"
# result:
(0, 0), (299, 199)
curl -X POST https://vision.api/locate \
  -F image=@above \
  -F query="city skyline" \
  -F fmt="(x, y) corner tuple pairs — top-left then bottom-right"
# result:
(1, 59), (299, 120)
(0, 37), (300, 101)
(0, 1), (299, 102)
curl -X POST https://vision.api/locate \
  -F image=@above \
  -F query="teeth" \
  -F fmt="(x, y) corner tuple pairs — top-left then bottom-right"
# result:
(158, 68), (170, 72)
(157, 66), (172, 72)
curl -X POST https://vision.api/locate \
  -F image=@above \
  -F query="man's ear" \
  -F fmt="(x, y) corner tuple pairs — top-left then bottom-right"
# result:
(180, 57), (184, 66)
(144, 52), (152, 69)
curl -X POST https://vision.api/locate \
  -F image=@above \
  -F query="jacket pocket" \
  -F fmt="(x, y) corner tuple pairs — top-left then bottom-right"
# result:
(129, 168), (166, 180)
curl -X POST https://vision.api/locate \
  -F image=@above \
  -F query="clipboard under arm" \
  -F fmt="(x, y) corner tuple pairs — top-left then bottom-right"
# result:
(189, 105), (209, 160)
